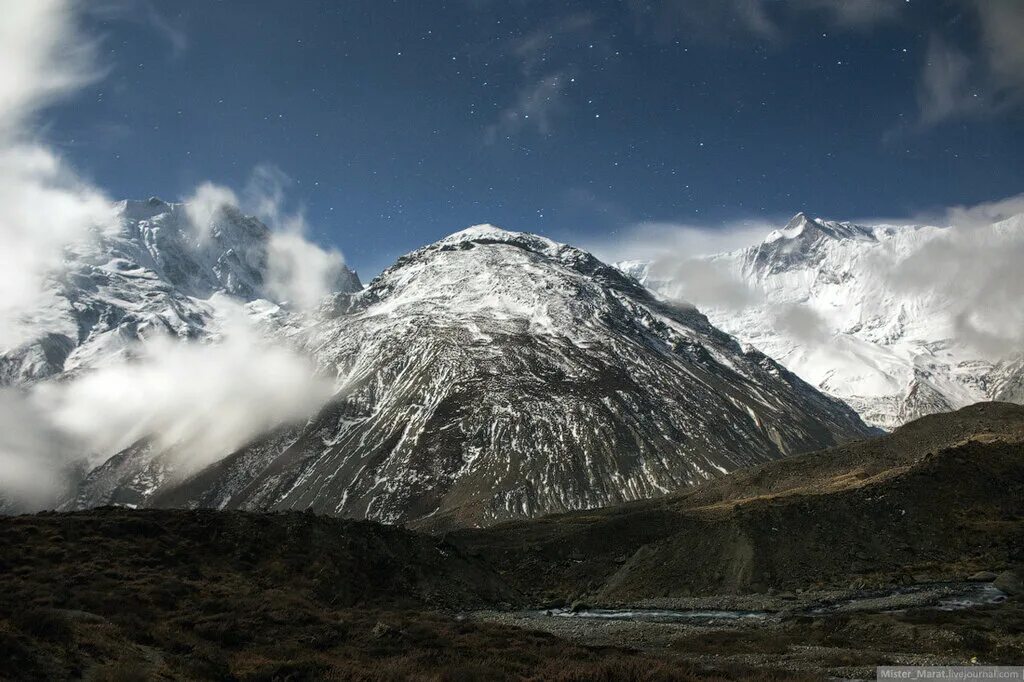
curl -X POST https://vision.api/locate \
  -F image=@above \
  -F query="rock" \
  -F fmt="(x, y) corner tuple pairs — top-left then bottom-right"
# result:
(967, 571), (998, 582)
(777, 591), (797, 600)
(569, 600), (590, 613)
(371, 621), (399, 639)
(994, 570), (1023, 596)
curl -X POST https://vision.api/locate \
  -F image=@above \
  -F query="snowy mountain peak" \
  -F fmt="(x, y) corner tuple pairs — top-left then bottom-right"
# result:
(433, 224), (566, 260)
(382, 225), (629, 296)
(621, 210), (1024, 430)
(763, 213), (876, 246)
(441, 223), (526, 243)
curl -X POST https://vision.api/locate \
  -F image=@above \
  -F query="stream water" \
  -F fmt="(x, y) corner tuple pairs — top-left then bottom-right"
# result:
(531, 583), (1006, 625)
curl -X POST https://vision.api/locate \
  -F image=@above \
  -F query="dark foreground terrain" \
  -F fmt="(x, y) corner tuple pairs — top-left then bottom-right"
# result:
(0, 509), (806, 681)
(2, 403), (1023, 679)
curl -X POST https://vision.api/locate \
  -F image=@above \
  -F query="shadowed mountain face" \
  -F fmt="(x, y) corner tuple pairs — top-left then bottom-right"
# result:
(80, 225), (876, 528)
(452, 402), (1024, 602)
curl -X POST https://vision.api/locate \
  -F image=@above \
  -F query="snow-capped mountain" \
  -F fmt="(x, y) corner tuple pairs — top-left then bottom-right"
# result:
(77, 225), (874, 528)
(0, 197), (361, 387)
(622, 212), (1024, 429)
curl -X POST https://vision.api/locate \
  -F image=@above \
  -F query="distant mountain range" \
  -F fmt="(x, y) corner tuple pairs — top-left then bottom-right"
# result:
(619, 211), (1024, 429)
(0, 200), (873, 524)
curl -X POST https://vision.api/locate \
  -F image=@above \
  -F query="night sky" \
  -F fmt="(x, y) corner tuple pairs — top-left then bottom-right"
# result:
(46, 1), (1024, 275)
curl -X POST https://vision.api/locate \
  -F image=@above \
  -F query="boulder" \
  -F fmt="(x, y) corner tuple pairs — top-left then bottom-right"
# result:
(994, 571), (1023, 596)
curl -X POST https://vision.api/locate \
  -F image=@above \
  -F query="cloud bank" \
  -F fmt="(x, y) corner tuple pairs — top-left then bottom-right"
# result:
(607, 194), (1024, 361)
(37, 305), (333, 477)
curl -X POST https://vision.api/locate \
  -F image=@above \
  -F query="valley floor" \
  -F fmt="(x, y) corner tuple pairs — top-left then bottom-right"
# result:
(1, 507), (1021, 681)
(472, 584), (1024, 679)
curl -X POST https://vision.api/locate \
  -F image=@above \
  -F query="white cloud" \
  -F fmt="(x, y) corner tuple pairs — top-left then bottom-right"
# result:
(182, 165), (348, 310)
(770, 303), (831, 345)
(0, 2), (339, 509)
(601, 195), (1024, 360)
(183, 181), (239, 242)
(36, 305), (334, 477)
(0, 388), (73, 510)
(0, 0), (115, 349)
(0, 0), (102, 138)
(883, 194), (1024, 358)
(266, 231), (346, 310)
(583, 218), (768, 311)
(584, 219), (774, 264)
(649, 257), (757, 310)
(0, 145), (115, 347)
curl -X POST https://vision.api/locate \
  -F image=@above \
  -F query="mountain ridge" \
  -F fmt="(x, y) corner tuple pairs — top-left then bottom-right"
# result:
(70, 222), (874, 527)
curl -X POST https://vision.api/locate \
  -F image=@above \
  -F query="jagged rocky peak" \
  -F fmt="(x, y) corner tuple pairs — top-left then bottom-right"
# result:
(748, 213), (877, 277)
(763, 212), (877, 246)
(111, 197), (270, 300)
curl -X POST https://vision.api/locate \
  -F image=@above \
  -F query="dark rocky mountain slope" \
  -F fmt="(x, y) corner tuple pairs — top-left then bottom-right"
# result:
(452, 402), (1024, 602)
(108, 226), (876, 527)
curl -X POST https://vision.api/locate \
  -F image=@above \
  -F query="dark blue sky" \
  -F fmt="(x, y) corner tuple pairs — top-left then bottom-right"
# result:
(47, 1), (1024, 275)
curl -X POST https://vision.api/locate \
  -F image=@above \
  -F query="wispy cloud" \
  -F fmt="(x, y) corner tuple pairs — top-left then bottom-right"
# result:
(626, 0), (779, 43)
(486, 12), (595, 143)
(917, 35), (983, 126)
(140, 1), (188, 57)
(625, 0), (900, 44)
(0, 0), (104, 137)
(791, 0), (900, 29)
(92, 0), (189, 58)
(485, 72), (573, 143)
(916, 0), (1024, 126)
(583, 218), (776, 264)
(183, 164), (349, 310)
